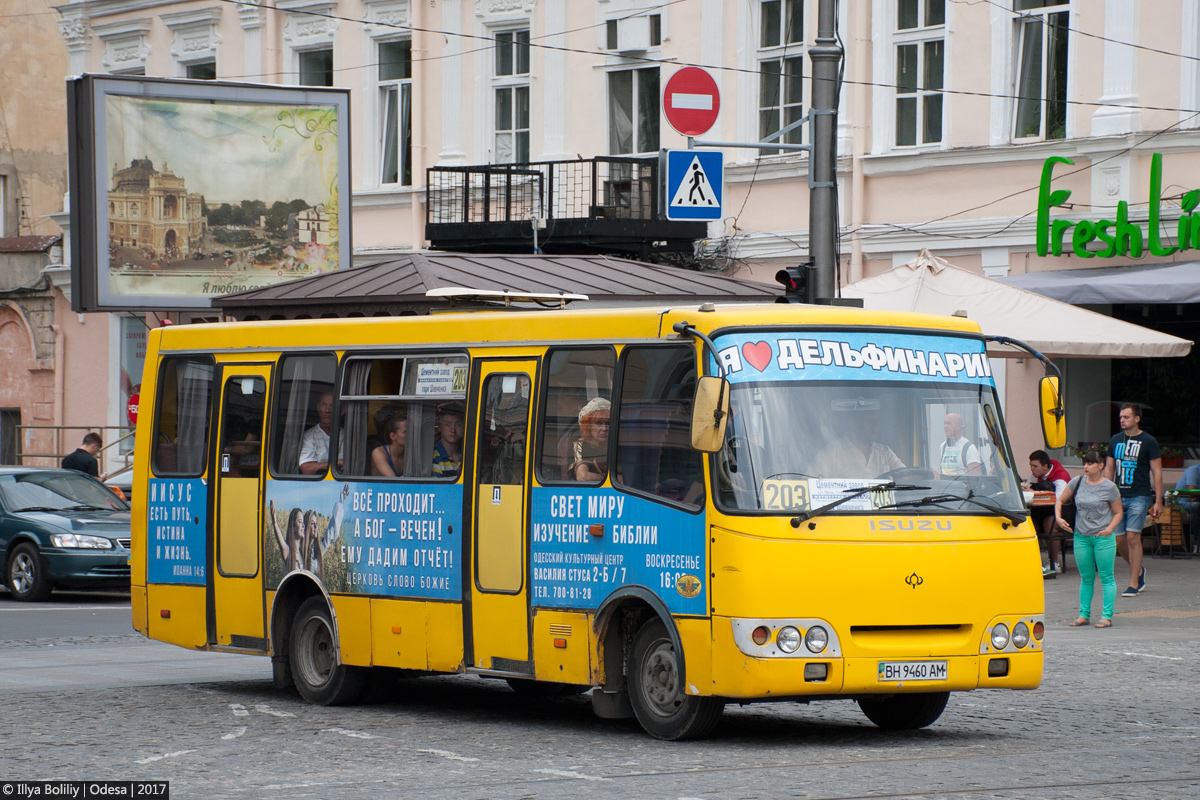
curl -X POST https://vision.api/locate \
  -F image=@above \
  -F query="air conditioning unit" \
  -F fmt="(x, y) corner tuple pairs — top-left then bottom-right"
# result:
(616, 16), (651, 53)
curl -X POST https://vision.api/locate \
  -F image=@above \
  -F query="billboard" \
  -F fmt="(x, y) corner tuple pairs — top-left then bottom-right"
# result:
(67, 75), (351, 312)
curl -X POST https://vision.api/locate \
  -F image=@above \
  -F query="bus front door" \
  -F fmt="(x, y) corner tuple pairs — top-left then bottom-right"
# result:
(467, 361), (535, 674)
(210, 365), (270, 651)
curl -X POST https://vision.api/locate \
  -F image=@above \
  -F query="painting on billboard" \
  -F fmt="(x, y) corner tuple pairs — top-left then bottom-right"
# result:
(67, 75), (351, 312)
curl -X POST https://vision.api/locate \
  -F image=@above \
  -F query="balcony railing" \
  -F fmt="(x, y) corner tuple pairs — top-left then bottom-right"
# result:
(426, 156), (660, 226)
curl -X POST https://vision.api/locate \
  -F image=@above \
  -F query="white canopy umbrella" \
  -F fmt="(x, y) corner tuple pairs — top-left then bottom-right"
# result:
(840, 250), (1192, 359)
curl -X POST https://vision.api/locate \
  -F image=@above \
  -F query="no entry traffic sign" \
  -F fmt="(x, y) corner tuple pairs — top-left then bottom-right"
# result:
(663, 67), (720, 137)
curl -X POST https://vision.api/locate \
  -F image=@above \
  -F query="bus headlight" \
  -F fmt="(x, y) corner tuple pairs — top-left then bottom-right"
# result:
(777, 626), (801, 653)
(804, 625), (829, 653)
(990, 623), (1010, 650)
(1011, 622), (1030, 649)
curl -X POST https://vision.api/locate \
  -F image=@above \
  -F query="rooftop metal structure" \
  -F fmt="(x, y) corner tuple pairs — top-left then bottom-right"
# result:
(212, 252), (778, 320)
(424, 157), (707, 258)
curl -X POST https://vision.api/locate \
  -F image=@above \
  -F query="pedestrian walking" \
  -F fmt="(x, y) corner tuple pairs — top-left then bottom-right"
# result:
(62, 432), (103, 478)
(1057, 450), (1123, 628)
(1104, 403), (1162, 597)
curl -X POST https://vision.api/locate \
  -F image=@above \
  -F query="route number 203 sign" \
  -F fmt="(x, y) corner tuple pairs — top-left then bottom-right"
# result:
(762, 479), (810, 511)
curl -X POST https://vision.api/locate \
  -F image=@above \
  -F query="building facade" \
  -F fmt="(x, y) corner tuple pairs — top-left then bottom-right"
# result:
(2, 0), (1197, 472)
(108, 157), (206, 258)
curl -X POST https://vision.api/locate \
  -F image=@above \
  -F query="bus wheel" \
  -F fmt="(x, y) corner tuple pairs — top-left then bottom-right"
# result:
(289, 597), (366, 706)
(628, 618), (723, 740)
(858, 692), (949, 730)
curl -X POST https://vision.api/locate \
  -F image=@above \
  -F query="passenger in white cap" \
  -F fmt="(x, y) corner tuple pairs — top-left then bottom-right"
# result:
(571, 397), (611, 481)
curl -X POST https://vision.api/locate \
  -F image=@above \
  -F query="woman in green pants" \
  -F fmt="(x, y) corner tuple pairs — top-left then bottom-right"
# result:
(1055, 450), (1123, 628)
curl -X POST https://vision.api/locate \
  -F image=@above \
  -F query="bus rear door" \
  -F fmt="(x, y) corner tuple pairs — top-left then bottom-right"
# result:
(467, 360), (535, 674)
(210, 365), (270, 651)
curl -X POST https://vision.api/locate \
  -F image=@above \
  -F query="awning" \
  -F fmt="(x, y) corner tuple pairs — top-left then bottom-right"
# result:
(998, 261), (1200, 305)
(840, 250), (1192, 359)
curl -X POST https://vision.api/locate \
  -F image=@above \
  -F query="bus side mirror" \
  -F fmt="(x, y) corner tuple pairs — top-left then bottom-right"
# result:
(691, 376), (730, 453)
(1039, 376), (1066, 450)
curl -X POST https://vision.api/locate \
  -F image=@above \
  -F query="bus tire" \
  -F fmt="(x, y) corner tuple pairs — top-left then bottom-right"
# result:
(628, 618), (723, 740)
(858, 692), (949, 730)
(289, 597), (366, 706)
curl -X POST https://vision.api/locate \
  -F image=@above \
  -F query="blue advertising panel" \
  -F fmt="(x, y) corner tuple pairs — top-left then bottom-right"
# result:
(710, 331), (994, 386)
(263, 480), (463, 600)
(146, 478), (208, 585)
(665, 150), (723, 221)
(530, 487), (707, 616)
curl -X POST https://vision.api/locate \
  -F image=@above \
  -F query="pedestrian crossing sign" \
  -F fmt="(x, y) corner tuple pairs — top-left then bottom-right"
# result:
(664, 150), (723, 221)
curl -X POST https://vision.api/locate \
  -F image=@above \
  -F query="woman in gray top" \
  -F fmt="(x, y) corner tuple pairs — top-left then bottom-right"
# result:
(1055, 450), (1123, 628)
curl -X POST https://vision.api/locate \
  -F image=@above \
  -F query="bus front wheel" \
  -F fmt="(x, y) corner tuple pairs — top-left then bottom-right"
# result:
(289, 597), (366, 706)
(628, 618), (723, 740)
(858, 692), (949, 730)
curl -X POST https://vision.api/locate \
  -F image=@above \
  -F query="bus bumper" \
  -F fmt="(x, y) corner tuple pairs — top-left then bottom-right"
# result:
(708, 616), (1042, 699)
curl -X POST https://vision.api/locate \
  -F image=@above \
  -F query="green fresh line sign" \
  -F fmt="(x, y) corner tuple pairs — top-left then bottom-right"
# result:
(1037, 153), (1197, 258)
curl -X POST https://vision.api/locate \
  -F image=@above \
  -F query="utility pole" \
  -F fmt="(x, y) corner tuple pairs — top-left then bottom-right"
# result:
(808, 0), (843, 302)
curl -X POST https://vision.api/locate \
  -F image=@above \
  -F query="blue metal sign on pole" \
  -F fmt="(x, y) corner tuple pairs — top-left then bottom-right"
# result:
(664, 150), (723, 221)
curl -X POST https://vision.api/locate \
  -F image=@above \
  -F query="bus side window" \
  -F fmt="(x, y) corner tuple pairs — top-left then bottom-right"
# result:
(152, 356), (215, 476)
(269, 354), (337, 477)
(615, 345), (703, 508)
(537, 348), (615, 483)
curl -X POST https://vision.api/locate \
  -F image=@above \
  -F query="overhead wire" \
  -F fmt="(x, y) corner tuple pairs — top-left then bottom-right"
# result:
(210, 0), (1200, 117)
(191, 1), (1200, 255)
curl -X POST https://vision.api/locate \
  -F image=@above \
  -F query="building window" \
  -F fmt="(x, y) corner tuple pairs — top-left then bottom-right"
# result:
(186, 61), (216, 80)
(494, 30), (530, 164)
(1013, 0), (1069, 140)
(608, 67), (659, 155)
(605, 14), (662, 50)
(895, 0), (945, 146)
(299, 48), (333, 86)
(758, 0), (804, 155)
(379, 40), (412, 186)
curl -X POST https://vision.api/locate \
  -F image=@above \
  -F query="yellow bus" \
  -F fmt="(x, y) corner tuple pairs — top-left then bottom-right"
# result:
(131, 300), (1062, 740)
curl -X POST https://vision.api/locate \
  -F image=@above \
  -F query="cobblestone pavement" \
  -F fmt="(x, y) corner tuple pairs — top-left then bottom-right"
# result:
(2, 557), (1198, 799)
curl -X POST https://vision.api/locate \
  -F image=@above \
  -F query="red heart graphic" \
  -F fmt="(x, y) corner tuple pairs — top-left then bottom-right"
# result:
(742, 341), (773, 372)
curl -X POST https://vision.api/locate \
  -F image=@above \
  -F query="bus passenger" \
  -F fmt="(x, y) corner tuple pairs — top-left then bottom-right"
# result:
(299, 392), (336, 474)
(940, 412), (982, 475)
(371, 411), (407, 477)
(433, 401), (465, 479)
(812, 409), (904, 479)
(571, 398), (610, 481)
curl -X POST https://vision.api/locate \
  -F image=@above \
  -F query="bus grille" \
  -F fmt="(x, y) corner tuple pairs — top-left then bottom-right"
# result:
(849, 624), (972, 650)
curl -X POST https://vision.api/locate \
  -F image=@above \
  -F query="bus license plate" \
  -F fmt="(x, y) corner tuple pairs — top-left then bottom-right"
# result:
(878, 660), (948, 682)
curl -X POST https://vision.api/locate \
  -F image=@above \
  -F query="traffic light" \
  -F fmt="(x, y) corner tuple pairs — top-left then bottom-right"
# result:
(775, 263), (815, 304)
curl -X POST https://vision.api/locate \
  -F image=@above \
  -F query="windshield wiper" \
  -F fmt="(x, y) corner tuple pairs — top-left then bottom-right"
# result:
(876, 492), (1027, 525)
(14, 506), (64, 513)
(65, 504), (111, 511)
(791, 482), (929, 526)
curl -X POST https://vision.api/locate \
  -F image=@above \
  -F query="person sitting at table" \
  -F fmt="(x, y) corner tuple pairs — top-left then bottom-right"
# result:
(1024, 449), (1072, 575)
(1172, 461), (1200, 552)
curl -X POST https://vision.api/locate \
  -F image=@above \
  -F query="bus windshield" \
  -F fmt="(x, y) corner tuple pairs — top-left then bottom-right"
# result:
(712, 330), (1023, 516)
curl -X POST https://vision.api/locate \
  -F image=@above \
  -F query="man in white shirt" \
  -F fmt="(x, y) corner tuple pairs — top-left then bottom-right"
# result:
(940, 412), (981, 475)
(299, 392), (335, 475)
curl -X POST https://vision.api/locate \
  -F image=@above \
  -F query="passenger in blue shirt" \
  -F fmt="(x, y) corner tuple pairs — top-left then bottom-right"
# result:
(433, 401), (465, 479)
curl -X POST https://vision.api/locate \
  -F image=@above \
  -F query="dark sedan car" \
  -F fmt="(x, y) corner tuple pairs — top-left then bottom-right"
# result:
(1, 468), (132, 601)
